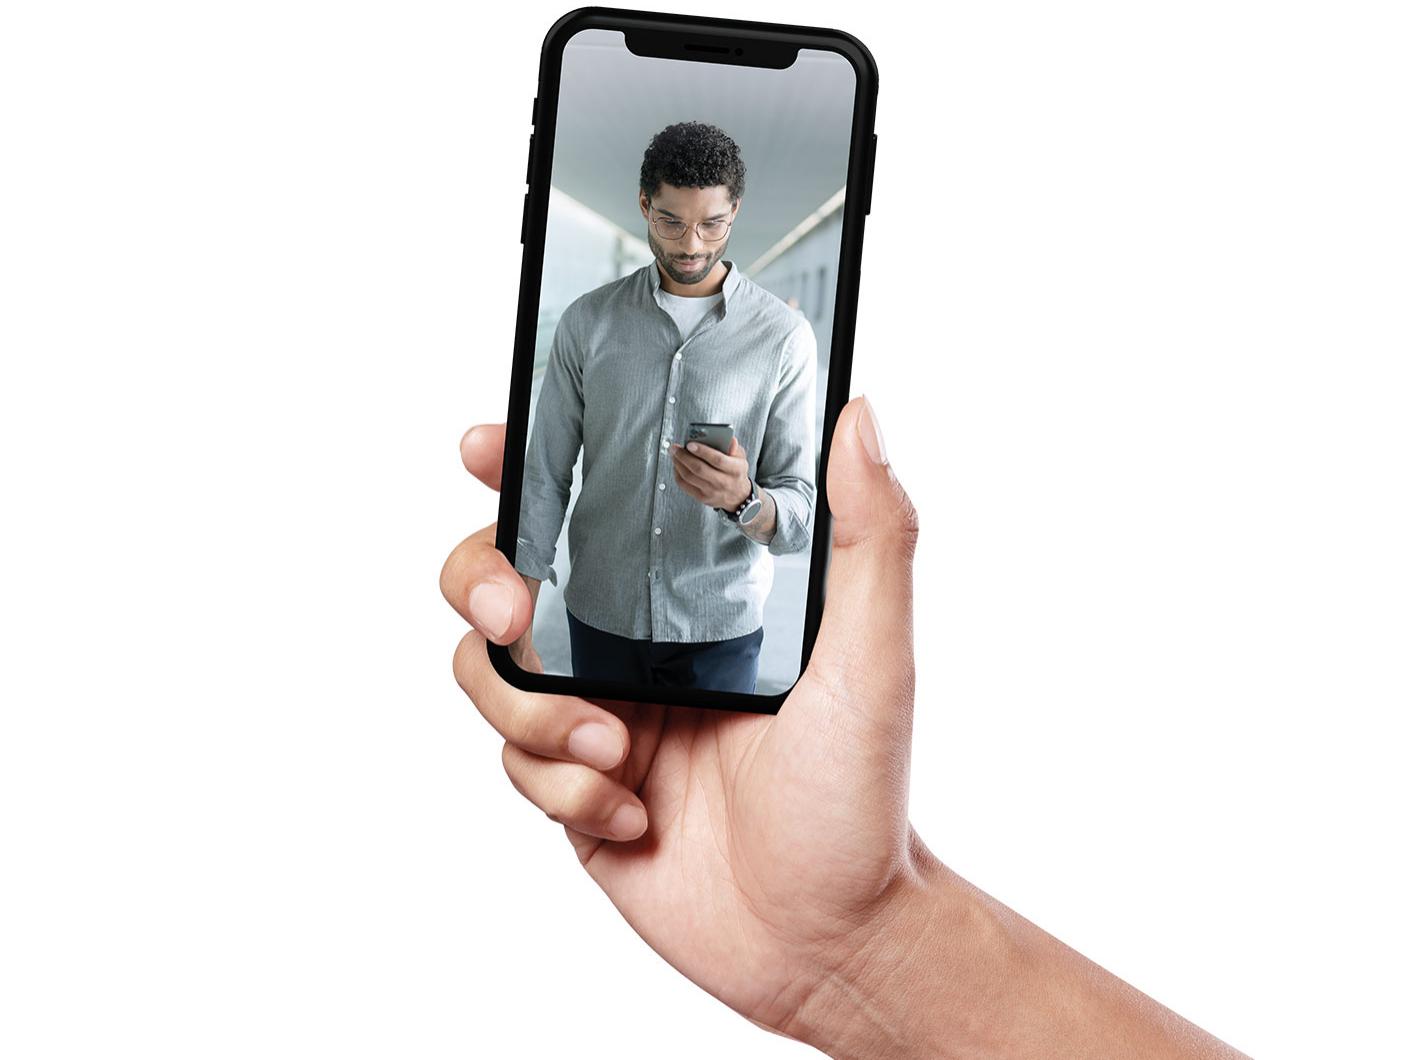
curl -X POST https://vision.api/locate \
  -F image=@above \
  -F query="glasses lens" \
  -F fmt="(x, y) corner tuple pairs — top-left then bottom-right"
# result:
(656, 219), (687, 239)
(699, 221), (728, 241)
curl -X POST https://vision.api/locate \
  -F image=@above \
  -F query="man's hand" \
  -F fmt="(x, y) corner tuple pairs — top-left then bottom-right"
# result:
(440, 398), (1248, 1060)
(443, 398), (927, 1046)
(670, 436), (752, 511)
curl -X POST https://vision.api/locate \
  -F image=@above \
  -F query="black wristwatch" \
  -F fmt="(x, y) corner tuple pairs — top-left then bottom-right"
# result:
(723, 480), (763, 525)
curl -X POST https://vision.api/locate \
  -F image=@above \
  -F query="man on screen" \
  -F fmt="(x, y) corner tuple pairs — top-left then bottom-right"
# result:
(513, 121), (817, 694)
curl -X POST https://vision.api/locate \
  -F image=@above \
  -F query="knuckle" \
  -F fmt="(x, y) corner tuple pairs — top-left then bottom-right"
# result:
(439, 545), (465, 609)
(554, 769), (600, 823)
(501, 741), (529, 793)
(890, 479), (921, 545)
(501, 743), (551, 817)
(500, 694), (540, 748)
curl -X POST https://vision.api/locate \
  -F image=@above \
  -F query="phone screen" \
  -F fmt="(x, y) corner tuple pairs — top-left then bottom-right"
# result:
(510, 23), (863, 699)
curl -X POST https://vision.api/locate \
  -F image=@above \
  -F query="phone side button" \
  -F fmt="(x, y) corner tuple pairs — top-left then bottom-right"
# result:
(531, 95), (538, 126)
(520, 193), (529, 244)
(526, 133), (535, 185)
(864, 133), (877, 215)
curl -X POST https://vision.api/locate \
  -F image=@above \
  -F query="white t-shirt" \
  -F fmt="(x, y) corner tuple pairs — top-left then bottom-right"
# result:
(656, 289), (724, 344)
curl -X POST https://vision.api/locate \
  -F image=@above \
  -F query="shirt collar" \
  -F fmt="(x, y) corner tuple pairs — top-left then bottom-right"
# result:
(648, 258), (742, 315)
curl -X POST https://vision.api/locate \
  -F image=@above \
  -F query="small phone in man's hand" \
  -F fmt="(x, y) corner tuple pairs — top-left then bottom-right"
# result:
(686, 422), (734, 454)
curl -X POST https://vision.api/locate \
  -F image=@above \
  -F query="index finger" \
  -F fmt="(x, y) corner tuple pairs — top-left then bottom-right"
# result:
(684, 439), (740, 470)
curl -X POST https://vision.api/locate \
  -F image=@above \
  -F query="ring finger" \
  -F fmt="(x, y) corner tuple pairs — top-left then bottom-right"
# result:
(501, 742), (649, 841)
(673, 457), (715, 492)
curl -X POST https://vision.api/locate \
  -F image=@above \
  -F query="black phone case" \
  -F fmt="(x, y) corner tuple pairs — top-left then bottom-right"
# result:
(492, 6), (879, 714)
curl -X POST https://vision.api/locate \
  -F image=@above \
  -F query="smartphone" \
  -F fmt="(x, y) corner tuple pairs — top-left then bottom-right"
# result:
(686, 422), (734, 454)
(493, 7), (879, 713)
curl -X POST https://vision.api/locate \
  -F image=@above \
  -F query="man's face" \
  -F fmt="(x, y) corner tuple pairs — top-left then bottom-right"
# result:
(640, 183), (738, 285)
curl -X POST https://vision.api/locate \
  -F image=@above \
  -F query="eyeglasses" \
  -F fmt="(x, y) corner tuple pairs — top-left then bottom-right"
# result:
(648, 201), (734, 242)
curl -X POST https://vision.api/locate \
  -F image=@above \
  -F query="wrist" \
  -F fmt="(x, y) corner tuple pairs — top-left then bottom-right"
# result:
(728, 479), (753, 513)
(783, 834), (1251, 1060)
(780, 837), (1016, 1060)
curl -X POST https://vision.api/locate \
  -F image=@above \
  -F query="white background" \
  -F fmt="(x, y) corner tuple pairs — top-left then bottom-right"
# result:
(2, 2), (1409, 1056)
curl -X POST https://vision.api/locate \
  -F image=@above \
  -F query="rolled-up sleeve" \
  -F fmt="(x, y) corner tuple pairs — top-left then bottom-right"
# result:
(515, 310), (584, 585)
(754, 318), (817, 555)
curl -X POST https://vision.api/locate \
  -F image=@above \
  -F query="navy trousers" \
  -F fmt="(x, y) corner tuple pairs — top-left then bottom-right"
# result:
(566, 609), (763, 694)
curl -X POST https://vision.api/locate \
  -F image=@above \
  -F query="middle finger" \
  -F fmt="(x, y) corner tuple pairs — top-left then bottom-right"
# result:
(672, 452), (718, 490)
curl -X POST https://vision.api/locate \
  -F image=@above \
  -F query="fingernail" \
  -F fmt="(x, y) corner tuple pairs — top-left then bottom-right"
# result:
(857, 394), (888, 465)
(461, 425), (480, 450)
(686, 442), (698, 453)
(568, 722), (624, 770)
(468, 581), (514, 640)
(608, 803), (647, 840)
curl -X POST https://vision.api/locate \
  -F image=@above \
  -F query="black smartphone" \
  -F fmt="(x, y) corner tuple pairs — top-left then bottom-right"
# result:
(493, 6), (878, 713)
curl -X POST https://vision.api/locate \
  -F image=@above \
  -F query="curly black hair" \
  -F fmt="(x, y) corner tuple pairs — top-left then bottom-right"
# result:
(639, 121), (746, 205)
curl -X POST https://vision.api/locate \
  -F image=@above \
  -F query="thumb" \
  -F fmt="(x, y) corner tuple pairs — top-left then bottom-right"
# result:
(786, 394), (919, 753)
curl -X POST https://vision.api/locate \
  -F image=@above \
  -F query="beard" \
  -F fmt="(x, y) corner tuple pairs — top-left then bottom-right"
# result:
(649, 230), (727, 284)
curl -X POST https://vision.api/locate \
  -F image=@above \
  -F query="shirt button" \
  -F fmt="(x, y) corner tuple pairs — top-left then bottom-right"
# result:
(668, 396), (676, 404)
(661, 438), (669, 449)
(657, 482), (665, 490)
(674, 353), (682, 361)
(654, 527), (662, 535)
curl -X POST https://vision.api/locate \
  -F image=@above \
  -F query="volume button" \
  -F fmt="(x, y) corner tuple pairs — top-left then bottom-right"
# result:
(864, 133), (878, 215)
(526, 133), (535, 185)
(531, 95), (538, 126)
(520, 192), (529, 244)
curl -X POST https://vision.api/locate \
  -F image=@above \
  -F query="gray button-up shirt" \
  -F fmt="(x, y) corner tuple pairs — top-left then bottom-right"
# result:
(515, 258), (817, 643)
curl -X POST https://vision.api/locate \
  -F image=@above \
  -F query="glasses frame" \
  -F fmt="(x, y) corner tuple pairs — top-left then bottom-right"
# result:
(647, 200), (736, 243)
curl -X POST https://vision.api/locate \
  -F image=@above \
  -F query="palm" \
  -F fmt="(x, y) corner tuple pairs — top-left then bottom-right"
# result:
(561, 687), (907, 1028)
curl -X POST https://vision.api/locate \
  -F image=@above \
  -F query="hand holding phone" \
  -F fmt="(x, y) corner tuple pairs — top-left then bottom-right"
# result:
(447, 398), (935, 1056)
(671, 429), (754, 515)
(445, 396), (1244, 1060)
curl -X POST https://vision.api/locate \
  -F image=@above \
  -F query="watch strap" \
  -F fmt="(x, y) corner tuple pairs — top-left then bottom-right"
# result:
(724, 480), (758, 523)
